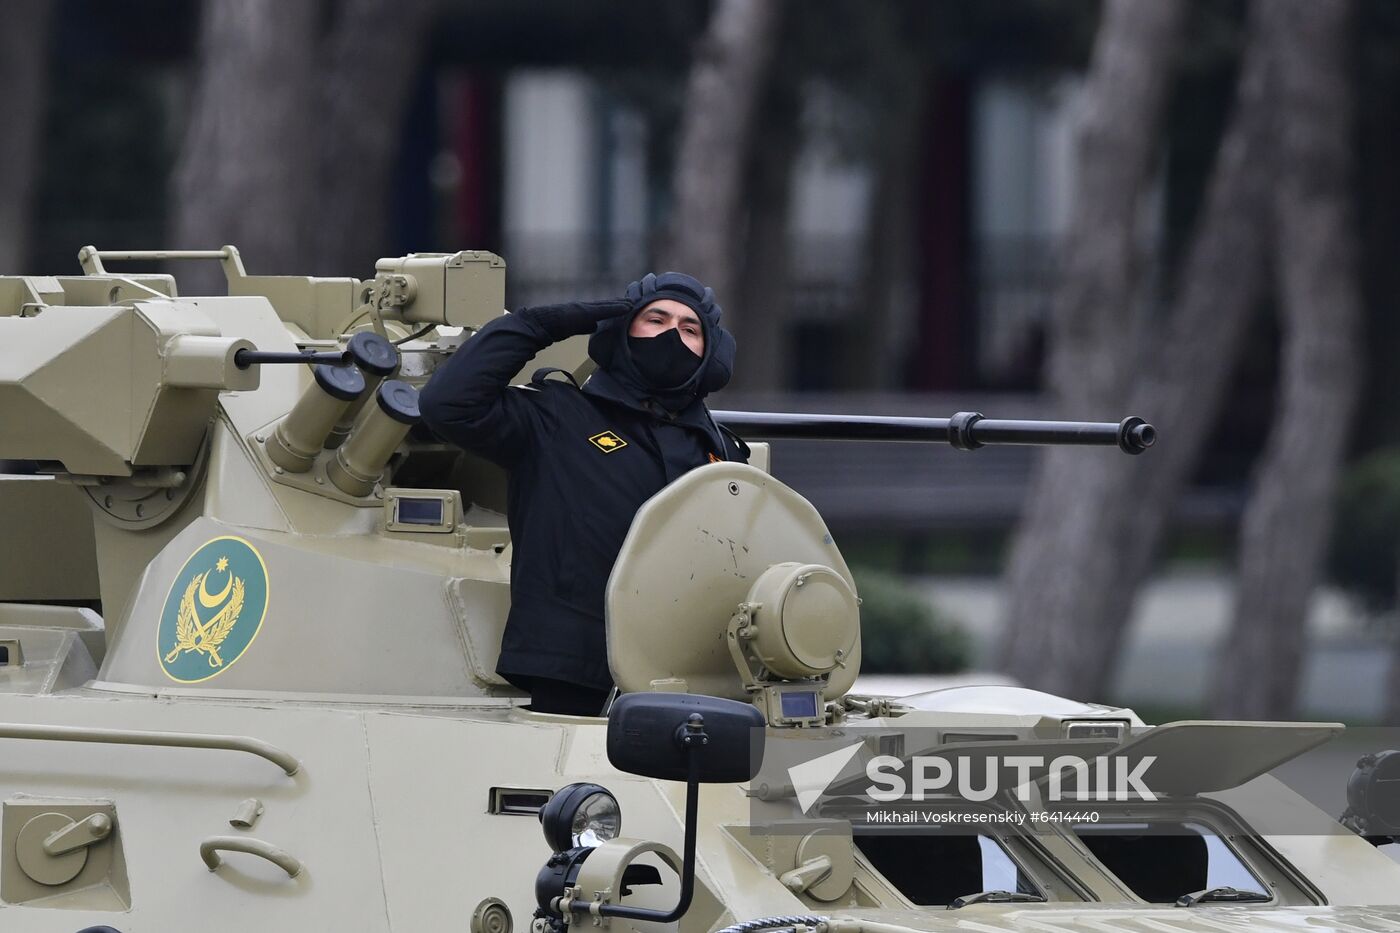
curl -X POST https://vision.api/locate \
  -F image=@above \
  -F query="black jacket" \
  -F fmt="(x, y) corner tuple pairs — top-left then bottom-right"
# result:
(418, 303), (746, 690)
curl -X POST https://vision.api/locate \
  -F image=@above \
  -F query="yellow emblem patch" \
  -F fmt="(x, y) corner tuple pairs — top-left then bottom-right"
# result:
(157, 536), (269, 683)
(589, 430), (628, 453)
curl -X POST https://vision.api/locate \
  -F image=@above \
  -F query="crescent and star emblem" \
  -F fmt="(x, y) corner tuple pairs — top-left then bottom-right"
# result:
(163, 555), (246, 668)
(198, 555), (233, 608)
(158, 536), (268, 683)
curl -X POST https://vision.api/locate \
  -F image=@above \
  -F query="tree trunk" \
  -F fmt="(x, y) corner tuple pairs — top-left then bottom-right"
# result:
(660, 0), (783, 313)
(997, 0), (1188, 696)
(1096, 4), (1279, 687)
(727, 80), (799, 392)
(172, 0), (320, 293)
(1211, 0), (1363, 721)
(849, 69), (928, 389)
(1046, 0), (1188, 412)
(309, 0), (440, 278)
(0, 1), (53, 272)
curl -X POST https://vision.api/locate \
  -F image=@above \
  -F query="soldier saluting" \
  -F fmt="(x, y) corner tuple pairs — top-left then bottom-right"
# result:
(418, 273), (746, 715)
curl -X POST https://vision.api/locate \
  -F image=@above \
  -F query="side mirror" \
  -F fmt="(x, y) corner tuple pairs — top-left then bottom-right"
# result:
(607, 692), (765, 783)
(532, 693), (766, 931)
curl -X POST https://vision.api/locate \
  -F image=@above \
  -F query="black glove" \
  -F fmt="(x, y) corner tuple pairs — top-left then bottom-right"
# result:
(526, 298), (633, 343)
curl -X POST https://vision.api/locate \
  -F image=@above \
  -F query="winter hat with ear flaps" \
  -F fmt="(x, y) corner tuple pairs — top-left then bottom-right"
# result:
(588, 271), (736, 401)
(625, 272), (723, 327)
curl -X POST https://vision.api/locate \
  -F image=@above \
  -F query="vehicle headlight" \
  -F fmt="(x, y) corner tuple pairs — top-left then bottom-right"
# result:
(539, 783), (622, 852)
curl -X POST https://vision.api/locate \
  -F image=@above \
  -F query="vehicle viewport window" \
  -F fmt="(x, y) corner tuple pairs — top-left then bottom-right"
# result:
(855, 833), (1039, 906)
(1073, 821), (1268, 903)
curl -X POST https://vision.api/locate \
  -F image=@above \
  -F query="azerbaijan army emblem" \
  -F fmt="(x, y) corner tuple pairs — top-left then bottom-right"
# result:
(589, 430), (628, 453)
(157, 536), (269, 683)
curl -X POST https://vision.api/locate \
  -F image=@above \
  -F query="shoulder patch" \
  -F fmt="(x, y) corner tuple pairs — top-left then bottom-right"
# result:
(589, 430), (629, 453)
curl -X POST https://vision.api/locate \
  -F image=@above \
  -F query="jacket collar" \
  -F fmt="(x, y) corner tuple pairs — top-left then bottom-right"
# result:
(582, 368), (726, 454)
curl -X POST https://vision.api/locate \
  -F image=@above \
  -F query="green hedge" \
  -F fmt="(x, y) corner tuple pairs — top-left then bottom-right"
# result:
(852, 566), (971, 674)
(1328, 447), (1400, 611)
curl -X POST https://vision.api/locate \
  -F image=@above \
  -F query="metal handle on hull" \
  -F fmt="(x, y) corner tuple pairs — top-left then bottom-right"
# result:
(78, 244), (247, 281)
(0, 723), (301, 775)
(201, 835), (303, 878)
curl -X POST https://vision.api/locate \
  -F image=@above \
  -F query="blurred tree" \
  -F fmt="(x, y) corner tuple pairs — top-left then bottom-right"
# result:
(0, 1), (54, 272)
(1353, 0), (1400, 454)
(1212, 0), (1362, 720)
(661, 0), (783, 327)
(1328, 449), (1400, 612)
(1333, 0), (1400, 724)
(309, 0), (439, 277)
(1326, 449), (1400, 721)
(172, 0), (320, 293)
(618, 0), (1098, 391)
(1089, 0), (1278, 704)
(852, 567), (970, 675)
(997, 0), (1191, 696)
(843, 4), (928, 390)
(173, 0), (437, 292)
(730, 75), (799, 391)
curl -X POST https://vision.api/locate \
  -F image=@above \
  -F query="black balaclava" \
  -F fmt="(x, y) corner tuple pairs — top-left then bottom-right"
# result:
(627, 328), (701, 388)
(587, 271), (736, 413)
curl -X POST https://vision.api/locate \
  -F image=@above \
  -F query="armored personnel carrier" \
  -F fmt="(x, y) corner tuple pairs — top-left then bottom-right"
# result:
(0, 247), (1396, 931)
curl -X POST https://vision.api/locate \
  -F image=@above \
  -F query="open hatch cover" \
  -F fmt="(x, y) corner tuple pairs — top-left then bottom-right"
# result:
(1103, 721), (1343, 796)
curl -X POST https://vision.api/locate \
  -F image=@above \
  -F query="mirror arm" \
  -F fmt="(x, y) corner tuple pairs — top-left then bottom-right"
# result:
(577, 717), (705, 924)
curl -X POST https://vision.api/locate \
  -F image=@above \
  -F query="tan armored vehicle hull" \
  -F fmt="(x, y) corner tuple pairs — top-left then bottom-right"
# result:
(0, 248), (1395, 931)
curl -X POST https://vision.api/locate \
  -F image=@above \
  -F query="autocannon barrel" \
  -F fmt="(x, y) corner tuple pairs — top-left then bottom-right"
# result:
(234, 349), (345, 367)
(234, 331), (398, 373)
(710, 411), (1156, 455)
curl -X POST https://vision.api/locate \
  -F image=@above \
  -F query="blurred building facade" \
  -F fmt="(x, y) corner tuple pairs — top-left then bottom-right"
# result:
(19, 0), (1222, 540)
(448, 70), (1086, 394)
(25, 1), (1103, 399)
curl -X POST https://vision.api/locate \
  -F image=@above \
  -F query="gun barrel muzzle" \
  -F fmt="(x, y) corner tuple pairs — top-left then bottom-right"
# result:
(960, 414), (1156, 454)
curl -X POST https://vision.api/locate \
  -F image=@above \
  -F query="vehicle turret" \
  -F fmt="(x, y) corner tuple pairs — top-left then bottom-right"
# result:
(0, 281), (258, 477)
